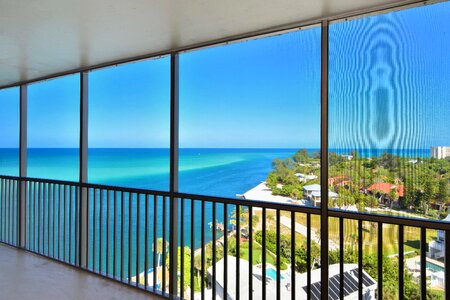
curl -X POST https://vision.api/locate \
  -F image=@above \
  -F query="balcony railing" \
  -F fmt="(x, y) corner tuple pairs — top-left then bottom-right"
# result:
(1, 174), (450, 299)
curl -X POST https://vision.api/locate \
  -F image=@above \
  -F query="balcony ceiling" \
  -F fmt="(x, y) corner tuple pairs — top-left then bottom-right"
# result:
(0, 0), (418, 87)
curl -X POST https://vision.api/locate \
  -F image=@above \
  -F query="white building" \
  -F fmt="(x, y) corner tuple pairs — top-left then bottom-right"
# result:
(428, 214), (450, 259)
(430, 146), (450, 159)
(303, 184), (338, 207)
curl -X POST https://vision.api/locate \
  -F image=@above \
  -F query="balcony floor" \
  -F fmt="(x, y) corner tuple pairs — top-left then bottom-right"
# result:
(0, 243), (163, 300)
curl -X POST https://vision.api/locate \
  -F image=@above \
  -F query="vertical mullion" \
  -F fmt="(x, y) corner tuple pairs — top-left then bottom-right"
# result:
(19, 85), (28, 248)
(320, 19), (330, 299)
(79, 71), (89, 269)
(169, 52), (180, 298)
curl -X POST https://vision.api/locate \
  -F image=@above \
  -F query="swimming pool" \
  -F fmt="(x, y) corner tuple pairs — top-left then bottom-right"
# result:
(426, 261), (445, 273)
(266, 267), (285, 280)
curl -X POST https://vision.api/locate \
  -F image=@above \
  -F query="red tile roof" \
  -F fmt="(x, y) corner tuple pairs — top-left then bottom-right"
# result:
(368, 182), (404, 197)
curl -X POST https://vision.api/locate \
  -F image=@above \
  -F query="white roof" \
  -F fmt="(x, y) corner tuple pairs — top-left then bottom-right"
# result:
(303, 184), (321, 192)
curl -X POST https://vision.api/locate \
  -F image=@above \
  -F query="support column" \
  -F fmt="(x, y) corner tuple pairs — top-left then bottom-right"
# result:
(19, 85), (27, 248)
(169, 53), (179, 299)
(320, 19), (329, 299)
(79, 71), (89, 268)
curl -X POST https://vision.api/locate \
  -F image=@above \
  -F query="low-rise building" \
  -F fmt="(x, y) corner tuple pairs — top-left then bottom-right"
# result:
(303, 184), (338, 206)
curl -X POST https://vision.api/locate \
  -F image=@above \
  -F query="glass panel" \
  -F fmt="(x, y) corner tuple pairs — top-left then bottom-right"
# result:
(329, 2), (450, 299)
(0, 87), (19, 176)
(27, 74), (80, 180)
(329, 2), (450, 219)
(179, 28), (321, 201)
(88, 57), (170, 190)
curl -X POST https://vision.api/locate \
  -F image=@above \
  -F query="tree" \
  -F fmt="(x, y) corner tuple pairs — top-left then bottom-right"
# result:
(293, 149), (309, 163)
(329, 152), (346, 166)
(437, 179), (448, 203)
(422, 178), (435, 212)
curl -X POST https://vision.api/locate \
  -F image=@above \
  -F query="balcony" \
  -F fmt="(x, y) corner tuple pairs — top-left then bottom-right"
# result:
(1, 1), (450, 300)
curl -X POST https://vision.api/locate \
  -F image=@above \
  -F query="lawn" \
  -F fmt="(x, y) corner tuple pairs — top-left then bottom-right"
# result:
(252, 210), (438, 256)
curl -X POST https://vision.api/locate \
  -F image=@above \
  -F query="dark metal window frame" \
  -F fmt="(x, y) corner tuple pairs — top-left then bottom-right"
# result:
(1, 0), (450, 298)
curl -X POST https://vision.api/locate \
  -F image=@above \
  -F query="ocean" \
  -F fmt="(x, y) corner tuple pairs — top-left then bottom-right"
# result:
(0, 147), (431, 276)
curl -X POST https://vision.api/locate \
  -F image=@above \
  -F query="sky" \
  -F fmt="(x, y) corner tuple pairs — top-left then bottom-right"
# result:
(0, 1), (449, 149)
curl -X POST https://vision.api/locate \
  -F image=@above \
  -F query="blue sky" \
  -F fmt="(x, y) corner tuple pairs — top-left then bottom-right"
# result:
(0, 1), (449, 149)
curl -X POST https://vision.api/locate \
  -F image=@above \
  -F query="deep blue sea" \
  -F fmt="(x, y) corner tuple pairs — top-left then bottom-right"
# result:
(0, 147), (430, 276)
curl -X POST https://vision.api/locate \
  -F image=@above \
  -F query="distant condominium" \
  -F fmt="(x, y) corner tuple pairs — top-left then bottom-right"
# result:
(430, 146), (450, 159)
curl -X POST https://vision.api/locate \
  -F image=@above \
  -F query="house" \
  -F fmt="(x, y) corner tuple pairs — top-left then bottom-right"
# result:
(328, 176), (348, 186)
(367, 182), (404, 207)
(303, 184), (338, 207)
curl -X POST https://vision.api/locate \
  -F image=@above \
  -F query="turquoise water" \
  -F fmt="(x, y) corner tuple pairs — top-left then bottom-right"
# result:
(426, 261), (445, 273)
(266, 267), (284, 280)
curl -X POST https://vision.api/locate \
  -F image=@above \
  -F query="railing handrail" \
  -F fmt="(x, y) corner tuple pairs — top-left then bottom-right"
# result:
(1, 173), (449, 299)
(2, 174), (450, 230)
(0, 174), (171, 197)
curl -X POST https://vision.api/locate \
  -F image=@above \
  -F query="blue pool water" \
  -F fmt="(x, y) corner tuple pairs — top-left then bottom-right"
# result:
(426, 261), (445, 273)
(266, 267), (285, 281)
